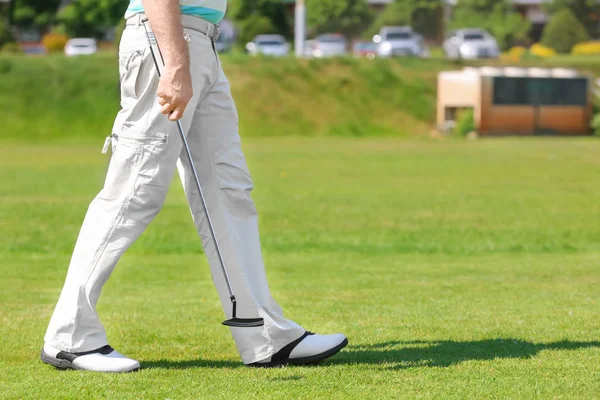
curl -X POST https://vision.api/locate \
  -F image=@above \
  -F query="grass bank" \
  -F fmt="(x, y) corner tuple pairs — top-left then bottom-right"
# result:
(1, 138), (599, 398)
(0, 54), (448, 143)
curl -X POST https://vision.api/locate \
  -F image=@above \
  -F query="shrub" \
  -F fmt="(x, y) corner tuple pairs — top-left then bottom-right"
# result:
(591, 113), (600, 136)
(530, 43), (557, 58)
(541, 8), (589, 53)
(237, 15), (278, 46)
(0, 18), (14, 48)
(42, 32), (69, 53)
(506, 46), (527, 61)
(572, 41), (600, 55)
(453, 108), (475, 137)
(1, 42), (21, 54)
(450, 2), (530, 51)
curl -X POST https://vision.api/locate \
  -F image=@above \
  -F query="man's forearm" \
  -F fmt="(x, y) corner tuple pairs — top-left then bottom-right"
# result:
(142, 0), (189, 71)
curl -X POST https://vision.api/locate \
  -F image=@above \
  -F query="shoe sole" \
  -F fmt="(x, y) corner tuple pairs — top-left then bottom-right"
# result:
(40, 350), (140, 373)
(289, 337), (349, 366)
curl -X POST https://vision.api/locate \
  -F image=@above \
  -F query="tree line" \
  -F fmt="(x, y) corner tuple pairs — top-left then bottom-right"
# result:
(0, 0), (598, 49)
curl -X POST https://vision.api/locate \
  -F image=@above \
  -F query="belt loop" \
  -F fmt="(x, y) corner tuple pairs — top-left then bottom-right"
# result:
(136, 13), (142, 28)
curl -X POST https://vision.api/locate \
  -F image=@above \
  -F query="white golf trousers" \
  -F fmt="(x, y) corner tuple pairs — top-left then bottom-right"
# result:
(44, 15), (304, 364)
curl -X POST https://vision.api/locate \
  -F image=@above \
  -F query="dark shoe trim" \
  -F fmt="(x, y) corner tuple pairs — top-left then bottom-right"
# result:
(289, 337), (348, 365)
(39, 345), (140, 372)
(40, 349), (77, 370)
(56, 345), (114, 363)
(246, 331), (314, 368)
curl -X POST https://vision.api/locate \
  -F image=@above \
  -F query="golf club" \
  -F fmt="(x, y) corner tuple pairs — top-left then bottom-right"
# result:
(141, 18), (264, 329)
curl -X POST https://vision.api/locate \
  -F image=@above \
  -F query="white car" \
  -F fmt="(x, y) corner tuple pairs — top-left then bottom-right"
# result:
(246, 35), (289, 57)
(304, 34), (348, 58)
(64, 38), (98, 56)
(373, 26), (429, 58)
(443, 29), (500, 60)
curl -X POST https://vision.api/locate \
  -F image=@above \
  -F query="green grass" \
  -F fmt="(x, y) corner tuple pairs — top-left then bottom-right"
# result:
(0, 54), (444, 142)
(1, 137), (599, 399)
(2, 52), (600, 143)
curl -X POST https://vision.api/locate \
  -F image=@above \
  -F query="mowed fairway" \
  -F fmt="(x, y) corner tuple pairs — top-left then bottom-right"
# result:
(1, 137), (599, 399)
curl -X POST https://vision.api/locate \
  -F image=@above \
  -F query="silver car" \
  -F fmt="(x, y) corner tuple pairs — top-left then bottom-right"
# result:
(443, 29), (500, 60)
(373, 26), (429, 58)
(305, 34), (348, 58)
(246, 34), (289, 57)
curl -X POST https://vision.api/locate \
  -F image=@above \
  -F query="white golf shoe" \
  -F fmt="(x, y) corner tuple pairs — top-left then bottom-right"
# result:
(41, 344), (140, 373)
(247, 332), (348, 368)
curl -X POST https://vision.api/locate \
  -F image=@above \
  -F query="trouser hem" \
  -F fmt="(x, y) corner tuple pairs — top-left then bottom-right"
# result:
(44, 336), (109, 354)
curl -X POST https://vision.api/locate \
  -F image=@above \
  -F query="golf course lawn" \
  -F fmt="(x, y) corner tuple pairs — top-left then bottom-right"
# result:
(1, 137), (599, 399)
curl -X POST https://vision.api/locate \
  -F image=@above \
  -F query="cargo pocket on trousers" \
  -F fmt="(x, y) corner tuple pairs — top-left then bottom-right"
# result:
(100, 129), (169, 205)
(118, 48), (146, 103)
(100, 132), (144, 203)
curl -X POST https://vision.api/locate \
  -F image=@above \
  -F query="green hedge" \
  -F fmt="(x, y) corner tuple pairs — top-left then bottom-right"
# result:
(0, 54), (443, 143)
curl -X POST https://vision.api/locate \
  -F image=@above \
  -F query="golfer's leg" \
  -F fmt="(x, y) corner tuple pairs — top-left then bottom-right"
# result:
(43, 24), (195, 352)
(178, 68), (305, 364)
(44, 129), (182, 352)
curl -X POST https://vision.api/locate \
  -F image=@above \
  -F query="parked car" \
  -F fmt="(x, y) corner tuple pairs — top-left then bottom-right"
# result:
(215, 34), (233, 53)
(246, 35), (289, 57)
(21, 44), (47, 56)
(304, 34), (347, 58)
(64, 38), (98, 56)
(373, 26), (429, 58)
(352, 41), (377, 59)
(443, 29), (500, 60)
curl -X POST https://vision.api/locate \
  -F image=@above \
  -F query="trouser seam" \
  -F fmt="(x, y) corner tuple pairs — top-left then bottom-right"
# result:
(80, 145), (144, 289)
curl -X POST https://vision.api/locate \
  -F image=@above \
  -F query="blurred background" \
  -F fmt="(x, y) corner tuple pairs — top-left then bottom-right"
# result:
(1, 0), (600, 138)
(1, 2), (599, 398)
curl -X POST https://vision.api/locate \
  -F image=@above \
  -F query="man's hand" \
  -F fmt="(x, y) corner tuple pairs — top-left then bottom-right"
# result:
(142, 0), (192, 121)
(158, 65), (193, 121)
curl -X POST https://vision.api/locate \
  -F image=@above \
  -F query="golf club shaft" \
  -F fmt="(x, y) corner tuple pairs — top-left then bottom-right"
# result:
(141, 20), (236, 301)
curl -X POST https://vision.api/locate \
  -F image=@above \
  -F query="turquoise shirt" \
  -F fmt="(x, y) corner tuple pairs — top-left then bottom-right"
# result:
(125, 0), (227, 24)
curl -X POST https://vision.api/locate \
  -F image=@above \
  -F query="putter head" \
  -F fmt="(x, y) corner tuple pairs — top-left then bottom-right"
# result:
(222, 318), (265, 328)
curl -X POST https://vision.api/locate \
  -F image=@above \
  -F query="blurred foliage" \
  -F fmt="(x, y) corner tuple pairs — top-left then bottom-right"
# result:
(544, 0), (600, 38)
(236, 15), (278, 45)
(541, 8), (589, 53)
(591, 113), (600, 136)
(530, 43), (558, 58)
(229, 0), (291, 43)
(572, 41), (600, 55)
(1, 42), (21, 54)
(366, 0), (440, 39)
(305, 0), (373, 39)
(507, 46), (528, 61)
(41, 32), (68, 53)
(453, 108), (475, 137)
(503, 44), (557, 61)
(9, 0), (61, 30)
(0, 54), (442, 141)
(57, 0), (127, 38)
(0, 18), (14, 48)
(450, 0), (531, 50)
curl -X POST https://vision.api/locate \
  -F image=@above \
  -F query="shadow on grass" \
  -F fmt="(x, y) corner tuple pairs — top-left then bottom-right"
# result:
(141, 339), (600, 370)
(328, 339), (600, 369)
